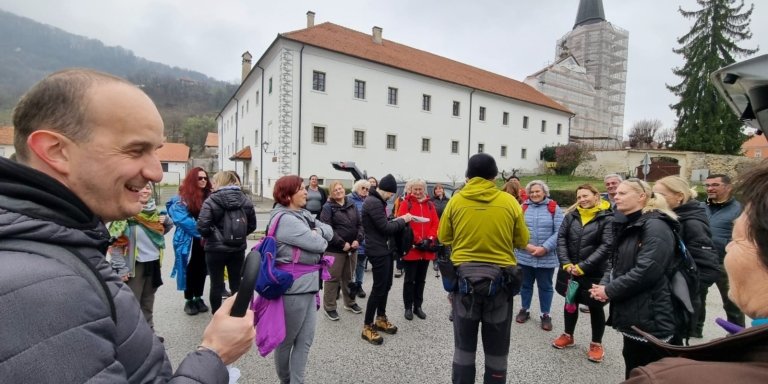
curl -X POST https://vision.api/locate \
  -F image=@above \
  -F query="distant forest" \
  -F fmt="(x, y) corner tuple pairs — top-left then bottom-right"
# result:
(0, 9), (236, 154)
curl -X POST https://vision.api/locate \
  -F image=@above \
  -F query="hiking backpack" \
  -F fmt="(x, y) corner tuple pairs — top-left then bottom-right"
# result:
(522, 199), (558, 218)
(668, 229), (701, 345)
(218, 206), (249, 246)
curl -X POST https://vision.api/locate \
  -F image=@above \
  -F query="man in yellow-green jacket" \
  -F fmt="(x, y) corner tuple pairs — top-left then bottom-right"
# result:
(439, 153), (529, 384)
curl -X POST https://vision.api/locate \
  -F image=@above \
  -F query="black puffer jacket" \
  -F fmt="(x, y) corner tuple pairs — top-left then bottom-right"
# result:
(0, 157), (226, 383)
(362, 189), (406, 258)
(601, 210), (678, 338)
(320, 197), (364, 253)
(556, 208), (614, 295)
(673, 200), (721, 286)
(197, 186), (257, 253)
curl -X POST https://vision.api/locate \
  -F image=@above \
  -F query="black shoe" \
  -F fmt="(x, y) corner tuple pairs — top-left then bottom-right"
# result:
(357, 289), (366, 298)
(404, 308), (413, 320)
(394, 269), (403, 278)
(222, 289), (232, 299)
(157, 335), (165, 343)
(579, 305), (590, 314)
(325, 309), (340, 321)
(414, 307), (427, 319)
(184, 301), (199, 316)
(195, 298), (209, 313)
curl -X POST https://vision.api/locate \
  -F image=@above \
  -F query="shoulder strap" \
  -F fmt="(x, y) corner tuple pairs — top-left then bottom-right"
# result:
(548, 200), (557, 217)
(522, 202), (529, 212)
(267, 212), (285, 237)
(0, 239), (117, 323)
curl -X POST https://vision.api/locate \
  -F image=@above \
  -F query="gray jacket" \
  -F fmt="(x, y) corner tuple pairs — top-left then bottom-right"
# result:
(0, 157), (227, 383)
(705, 198), (742, 261)
(268, 205), (333, 294)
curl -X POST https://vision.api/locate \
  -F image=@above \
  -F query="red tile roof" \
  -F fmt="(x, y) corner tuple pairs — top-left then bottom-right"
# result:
(156, 142), (190, 162)
(282, 23), (572, 114)
(0, 126), (13, 145)
(742, 134), (768, 149)
(205, 132), (219, 147)
(230, 146), (252, 161)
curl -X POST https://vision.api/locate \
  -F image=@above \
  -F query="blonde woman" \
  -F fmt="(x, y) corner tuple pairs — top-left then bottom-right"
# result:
(589, 178), (679, 379)
(652, 176), (720, 338)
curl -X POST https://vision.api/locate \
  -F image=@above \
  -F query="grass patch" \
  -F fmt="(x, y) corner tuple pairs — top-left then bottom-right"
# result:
(497, 174), (604, 191)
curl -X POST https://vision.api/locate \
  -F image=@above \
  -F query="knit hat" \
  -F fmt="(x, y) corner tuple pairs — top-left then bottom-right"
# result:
(465, 153), (498, 180)
(378, 174), (397, 193)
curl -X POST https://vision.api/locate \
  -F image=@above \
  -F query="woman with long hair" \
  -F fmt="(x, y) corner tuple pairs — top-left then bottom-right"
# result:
(167, 167), (212, 315)
(552, 184), (613, 363)
(589, 178), (679, 378)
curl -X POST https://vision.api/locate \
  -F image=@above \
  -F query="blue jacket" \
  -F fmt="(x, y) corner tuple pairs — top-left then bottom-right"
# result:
(515, 197), (564, 269)
(347, 191), (367, 254)
(167, 195), (201, 291)
(706, 198), (742, 261)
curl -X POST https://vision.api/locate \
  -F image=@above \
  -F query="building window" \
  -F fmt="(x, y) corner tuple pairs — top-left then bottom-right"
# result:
(478, 143), (485, 153)
(312, 71), (326, 92)
(353, 130), (365, 147)
(756, 149), (762, 158)
(452, 101), (460, 117)
(386, 134), (397, 150)
(241, 106), (245, 118)
(312, 126), (326, 144)
(161, 162), (168, 172)
(451, 140), (459, 154)
(256, 91), (260, 105)
(521, 148), (527, 159)
(422, 94), (431, 111)
(541, 120), (547, 133)
(557, 123), (562, 135)
(246, 100), (249, 113)
(354, 80), (366, 99)
(523, 116), (529, 129)
(387, 87), (398, 105)
(479, 106), (486, 121)
(269, 77), (273, 94)
(500, 145), (507, 158)
(421, 138), (431, 152)
(503, 112), (509, 126)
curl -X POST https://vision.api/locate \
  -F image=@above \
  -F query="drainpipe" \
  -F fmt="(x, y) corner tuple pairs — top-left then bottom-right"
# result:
(257, 65), (265, 199)
(233, 96), (240, 176)
(297, 45), (305, 176)
(216, 113), (223, 171)
(568, 114), (573, 144)
(467, 89), (475, 162)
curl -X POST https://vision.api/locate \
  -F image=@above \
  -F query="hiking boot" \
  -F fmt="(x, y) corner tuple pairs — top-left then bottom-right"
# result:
(324, 309), (340, 321)
(195, 298), (209, 313)
(404, 308), (413, 320)
(357, 288), (367, 298)
(344, 303), (363, 314)
(374, 315), (398, 334)
(552, 333), (575, 349)
(588, 342), (605, 363)
(541, 314), (553, 331)
(362, 325), (383, 345)
(515, 309), (530, 324)
(394, 269), (403, 278)
(579, 305), (590, 314)
(414, 307), (427, 320)
(184, 301), (199, 316)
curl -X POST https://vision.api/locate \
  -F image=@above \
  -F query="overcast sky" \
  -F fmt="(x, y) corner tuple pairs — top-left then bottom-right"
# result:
(2, 0), (767, 132)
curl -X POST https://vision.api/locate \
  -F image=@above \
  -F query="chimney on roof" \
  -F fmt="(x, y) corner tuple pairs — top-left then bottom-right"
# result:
(372, 26), (383, 44)
(307, 11), (315, 28)
(241, 51), (252, 83)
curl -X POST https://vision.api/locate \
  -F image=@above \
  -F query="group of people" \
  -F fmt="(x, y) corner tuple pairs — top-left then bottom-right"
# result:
(1, 68), (766, 384)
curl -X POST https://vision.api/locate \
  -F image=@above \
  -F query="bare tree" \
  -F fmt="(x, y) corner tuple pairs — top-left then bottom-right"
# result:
(655, 127), (676, 149)
(628, 119), (662, 149)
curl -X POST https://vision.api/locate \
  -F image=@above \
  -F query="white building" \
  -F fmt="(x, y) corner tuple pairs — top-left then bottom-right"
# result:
(156, 142), (190, 185)
(219, 12), (572, 197)
(525, 0), (628, 149)
(0, 126), (14, 159)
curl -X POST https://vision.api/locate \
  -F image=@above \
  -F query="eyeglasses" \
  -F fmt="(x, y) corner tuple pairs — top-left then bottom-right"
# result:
(704, 183), (723, 188)
(198, 176), (208, 181)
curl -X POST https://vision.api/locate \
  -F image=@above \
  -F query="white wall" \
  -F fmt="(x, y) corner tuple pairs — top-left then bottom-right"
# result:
(0, 144), (14, 158)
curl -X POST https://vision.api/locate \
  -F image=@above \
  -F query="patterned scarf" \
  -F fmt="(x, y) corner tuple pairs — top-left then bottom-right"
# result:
(109, 199), (165, 249)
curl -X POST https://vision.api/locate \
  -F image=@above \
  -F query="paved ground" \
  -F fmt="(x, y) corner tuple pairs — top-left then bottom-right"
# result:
(152, 197), (729, 383)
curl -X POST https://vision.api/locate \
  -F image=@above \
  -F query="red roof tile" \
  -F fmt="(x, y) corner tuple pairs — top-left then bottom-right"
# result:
(156, 142), (189, 162)
(205, 132), (219, 147)
(0, 126), (13, 145)
(230, 146), (252, 161)
(282, 23), (572, 114)
(742, 134), (768, 149)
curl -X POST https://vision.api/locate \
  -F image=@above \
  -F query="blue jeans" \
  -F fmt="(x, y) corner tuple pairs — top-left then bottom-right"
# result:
(519, 265), (555, 315)
(354, 253), (367, 285)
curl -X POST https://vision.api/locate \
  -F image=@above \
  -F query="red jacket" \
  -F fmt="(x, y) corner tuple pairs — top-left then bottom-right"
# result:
(397, 194), (439, 261)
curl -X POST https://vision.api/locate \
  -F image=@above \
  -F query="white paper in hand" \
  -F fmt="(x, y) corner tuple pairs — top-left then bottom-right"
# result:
(411, 216), (430, 223)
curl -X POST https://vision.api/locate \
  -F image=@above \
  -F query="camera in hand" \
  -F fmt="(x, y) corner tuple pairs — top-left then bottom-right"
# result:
(413, 238), (439, 252)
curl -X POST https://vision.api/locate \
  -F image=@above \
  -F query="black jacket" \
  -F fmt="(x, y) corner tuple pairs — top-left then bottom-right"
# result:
(431, 195), (450, 219)
(0, 157), (226, 382)
(197, 186), (257, 253)
(362, 189), (406, 257)
(556, 208), (614, 295)
(673, 200), (721, 286)
(319, 197), (364, 253)
(602, 210), (678, 338)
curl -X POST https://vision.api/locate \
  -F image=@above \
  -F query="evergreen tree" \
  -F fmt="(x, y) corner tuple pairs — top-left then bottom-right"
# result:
(668, 0), (757, 154)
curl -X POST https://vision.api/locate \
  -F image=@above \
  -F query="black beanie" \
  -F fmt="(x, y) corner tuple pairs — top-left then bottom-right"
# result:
(378, 174), (397, 193)
(465, 153), (498, 180)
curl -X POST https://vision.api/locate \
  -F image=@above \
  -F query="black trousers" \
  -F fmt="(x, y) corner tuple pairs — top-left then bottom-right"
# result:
(621, 336), (666, 379)
(205, 250), (245, 313)
(402, 259), (430, 310)
(184, 238), (207, 300)
(451, 289), (515, 384)
(563, 301), (606, 343)
(364, 253), (394, 325)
